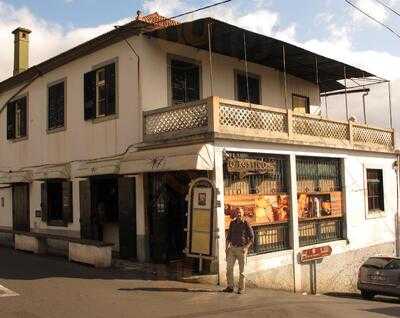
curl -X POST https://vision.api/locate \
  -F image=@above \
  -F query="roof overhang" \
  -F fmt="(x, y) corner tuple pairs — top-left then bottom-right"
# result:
(146, 18), (379, 93)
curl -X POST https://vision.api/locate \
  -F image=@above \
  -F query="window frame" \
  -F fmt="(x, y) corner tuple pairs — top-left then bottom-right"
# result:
(292, 94), (310, 114)
(95, 68), (106, 118)
(85, 57), (119, 123)
(47, 78), (67, 134)
(234, 70), (262, 105)
(365, 167), (385, 217)
(7, 94), (28, 142)
(41, 179), (73, 227)
(167, 54), (202, 106)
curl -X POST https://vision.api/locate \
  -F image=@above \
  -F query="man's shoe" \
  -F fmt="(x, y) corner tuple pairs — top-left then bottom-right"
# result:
(237, 289), (244, 294)
(222, 287), (234, 293)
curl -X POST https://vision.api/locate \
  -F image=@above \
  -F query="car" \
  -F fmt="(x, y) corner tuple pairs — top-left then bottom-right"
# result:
(357, 256), (400, 300)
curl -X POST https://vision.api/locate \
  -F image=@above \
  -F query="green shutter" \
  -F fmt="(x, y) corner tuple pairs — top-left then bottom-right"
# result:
(41, 182), (48, 222)
(62, 181), (73, 223)
(7, 101), (15, 140)
(84, 71), (96, 120)
(105, 63), (116, 115)
(19, 97), (27, 137)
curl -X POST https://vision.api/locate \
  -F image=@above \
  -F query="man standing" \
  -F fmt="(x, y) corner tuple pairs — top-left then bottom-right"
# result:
(223, 207), (254, 294)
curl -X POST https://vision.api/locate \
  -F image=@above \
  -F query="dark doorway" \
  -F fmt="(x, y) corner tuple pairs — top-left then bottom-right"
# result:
(12, 183), (30, 232)
(79, 175), (136, 260)
(147, 171), (206, 263)
(118, 177), (137, 260)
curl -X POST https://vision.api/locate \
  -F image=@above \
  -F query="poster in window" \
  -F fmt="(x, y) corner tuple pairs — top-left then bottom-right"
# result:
(193, 188), (212, 210)
(224, 194), (290, 229)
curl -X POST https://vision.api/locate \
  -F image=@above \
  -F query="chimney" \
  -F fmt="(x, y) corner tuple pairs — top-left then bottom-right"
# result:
(12, 27), (31, 76)
(136, 10), (143, 20)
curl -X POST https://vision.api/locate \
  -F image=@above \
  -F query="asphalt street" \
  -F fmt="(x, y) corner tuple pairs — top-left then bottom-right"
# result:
(0, 247), (399, 318)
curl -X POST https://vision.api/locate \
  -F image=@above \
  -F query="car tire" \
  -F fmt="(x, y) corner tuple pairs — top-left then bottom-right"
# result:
(360, 290), (375, 300)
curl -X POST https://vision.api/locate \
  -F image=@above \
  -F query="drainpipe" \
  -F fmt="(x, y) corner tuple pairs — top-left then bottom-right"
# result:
(396, 150), (400, 257)
(362, 91), (369, 125)
(114, 26), (142, 143)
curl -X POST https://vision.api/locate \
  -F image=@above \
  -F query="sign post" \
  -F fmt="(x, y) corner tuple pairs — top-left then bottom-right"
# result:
(299, 245), (332, 295)
(184, 178), (217, 273)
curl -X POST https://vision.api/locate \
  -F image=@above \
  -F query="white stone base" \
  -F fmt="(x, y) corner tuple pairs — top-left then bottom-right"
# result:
(14, 234), (47, 254)
(68, 242), (112, 268)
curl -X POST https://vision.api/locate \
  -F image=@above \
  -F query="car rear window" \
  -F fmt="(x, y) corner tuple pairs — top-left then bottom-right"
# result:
(363, 257), (393, 269)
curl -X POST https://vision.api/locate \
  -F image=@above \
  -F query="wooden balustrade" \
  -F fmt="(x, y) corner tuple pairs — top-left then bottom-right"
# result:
(143, 96), (395, 152)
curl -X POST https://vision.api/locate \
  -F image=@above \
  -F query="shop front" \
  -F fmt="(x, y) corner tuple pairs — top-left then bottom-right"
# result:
(146, 170), (208, 275)
(223, 152), (291, 255)
(222, 151), (346, 256)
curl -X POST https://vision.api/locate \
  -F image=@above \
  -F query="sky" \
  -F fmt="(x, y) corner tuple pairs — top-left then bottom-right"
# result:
(1, 0), (400, 130)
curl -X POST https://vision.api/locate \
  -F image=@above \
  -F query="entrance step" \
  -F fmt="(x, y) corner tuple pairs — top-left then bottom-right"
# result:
(113, 258), (202, 280)
(179, 274), (219, 285)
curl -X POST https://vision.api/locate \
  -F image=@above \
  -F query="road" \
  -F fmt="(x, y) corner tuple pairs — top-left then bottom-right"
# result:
(0, 247), (399, 318)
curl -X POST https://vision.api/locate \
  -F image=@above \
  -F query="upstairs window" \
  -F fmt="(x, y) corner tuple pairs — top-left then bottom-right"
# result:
(41, 180), (73, 226)
(48, 81), (65, 130)
(367, 169), (384, 212)
(292, 94), (310, 114)
(235, 72), (261, 104)
(170, 59), (200, 105)
(84, 63), (116, 120)
(7, 96), (27, 140)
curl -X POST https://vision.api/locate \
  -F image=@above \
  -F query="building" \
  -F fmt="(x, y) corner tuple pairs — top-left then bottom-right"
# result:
(0, 12), (398, 293)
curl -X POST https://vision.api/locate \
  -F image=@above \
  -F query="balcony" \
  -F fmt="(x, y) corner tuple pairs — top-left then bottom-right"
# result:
(143, 97), (395, 153)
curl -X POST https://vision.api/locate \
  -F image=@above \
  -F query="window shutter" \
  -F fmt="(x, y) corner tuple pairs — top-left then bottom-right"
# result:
(62, 181), (73, 223)
(48, 82), (65, 129)
(6, 102), (15, 140)
(41, 182), (48, 222)
(84, 71), (96, 120)
(57, 83), (65, 127)
(105, 63), (116, 115)
(19, 97), (27, 137)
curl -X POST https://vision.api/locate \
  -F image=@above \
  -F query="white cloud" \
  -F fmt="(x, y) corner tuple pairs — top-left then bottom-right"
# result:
(0, 1), (129, 81)
(143, 0), (187, 17)
(351, 0), (390, 24)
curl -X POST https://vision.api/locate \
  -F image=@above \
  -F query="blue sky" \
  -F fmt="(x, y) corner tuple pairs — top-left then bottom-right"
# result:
(5, 0), (400, 55)
(1, 0), (400, 81)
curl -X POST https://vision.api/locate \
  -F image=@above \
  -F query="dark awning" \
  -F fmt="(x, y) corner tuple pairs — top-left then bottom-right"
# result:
(146, 17), (377, 93)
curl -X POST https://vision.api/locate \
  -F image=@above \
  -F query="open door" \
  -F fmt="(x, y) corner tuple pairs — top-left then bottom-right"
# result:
(118, 177), (137, 260)
(12, 183), (30, 232)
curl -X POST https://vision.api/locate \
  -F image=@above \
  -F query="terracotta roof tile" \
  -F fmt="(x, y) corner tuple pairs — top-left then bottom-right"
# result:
(136, 12), (180, 29)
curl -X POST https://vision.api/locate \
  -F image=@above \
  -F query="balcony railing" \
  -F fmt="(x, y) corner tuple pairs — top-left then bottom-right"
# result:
(299, 217), (344, 247)
(143, 97), (395, 152)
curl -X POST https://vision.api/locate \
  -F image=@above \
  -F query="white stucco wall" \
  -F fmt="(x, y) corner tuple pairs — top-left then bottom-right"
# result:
(0, 33), (322, 234)
(139, 37), (321, 112)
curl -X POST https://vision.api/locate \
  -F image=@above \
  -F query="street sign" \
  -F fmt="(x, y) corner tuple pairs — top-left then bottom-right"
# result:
(300, 245), (332, 263)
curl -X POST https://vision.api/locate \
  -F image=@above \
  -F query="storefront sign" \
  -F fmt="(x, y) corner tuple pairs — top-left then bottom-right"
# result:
(227, 158), (276, 178)
(300, 245), (332, 263)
